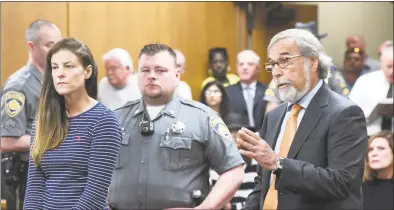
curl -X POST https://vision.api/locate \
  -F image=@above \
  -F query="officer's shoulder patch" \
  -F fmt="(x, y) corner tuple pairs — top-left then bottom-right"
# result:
(5, 91), (25, 117)
(210, 116), (231, 141)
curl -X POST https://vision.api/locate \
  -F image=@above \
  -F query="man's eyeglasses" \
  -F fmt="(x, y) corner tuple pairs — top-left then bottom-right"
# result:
(264, 54), (303, 72)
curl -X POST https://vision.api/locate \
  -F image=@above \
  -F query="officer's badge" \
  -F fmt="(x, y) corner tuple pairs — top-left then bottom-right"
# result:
(5, 91), (25, 117)
(171, 121), (186, 134)
(210, 116), (231, 141)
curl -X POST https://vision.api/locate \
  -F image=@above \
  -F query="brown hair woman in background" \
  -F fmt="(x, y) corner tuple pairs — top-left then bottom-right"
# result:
(362, 130), (393, 210)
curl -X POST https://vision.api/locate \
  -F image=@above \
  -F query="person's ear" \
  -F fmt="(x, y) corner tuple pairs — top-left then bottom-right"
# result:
(310, 57), (319, 73)
(85, 65), (93, 79)
(27, 41), (35, 52)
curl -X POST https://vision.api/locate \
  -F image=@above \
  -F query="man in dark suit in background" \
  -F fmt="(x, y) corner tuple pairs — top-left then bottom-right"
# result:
(226, 50), (268, 131)
(237, 29), (368, 210)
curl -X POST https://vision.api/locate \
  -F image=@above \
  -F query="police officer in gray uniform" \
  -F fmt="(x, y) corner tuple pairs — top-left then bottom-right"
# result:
(108, 44), (245, 210)
(1, 19), (62, 209)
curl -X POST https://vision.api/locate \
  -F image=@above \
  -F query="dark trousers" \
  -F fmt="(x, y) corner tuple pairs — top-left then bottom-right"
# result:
(1, 160), (28, 210)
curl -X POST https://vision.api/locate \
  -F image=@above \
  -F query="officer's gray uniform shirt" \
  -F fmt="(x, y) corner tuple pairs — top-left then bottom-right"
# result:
(1, 64), (42, 161)
(326, 69), (350, 96)
(109, 97), (244, 209)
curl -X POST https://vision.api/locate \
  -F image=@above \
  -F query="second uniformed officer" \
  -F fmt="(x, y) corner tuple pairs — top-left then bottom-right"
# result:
(0, 19), (62, 209)
(108, 44), (245, 210)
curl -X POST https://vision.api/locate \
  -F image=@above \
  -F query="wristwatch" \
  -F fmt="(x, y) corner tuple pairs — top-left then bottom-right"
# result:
(273, 157), (285, 175)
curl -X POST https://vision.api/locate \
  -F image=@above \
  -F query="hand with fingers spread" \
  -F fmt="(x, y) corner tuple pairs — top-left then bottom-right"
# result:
(236, 127), (280, 171)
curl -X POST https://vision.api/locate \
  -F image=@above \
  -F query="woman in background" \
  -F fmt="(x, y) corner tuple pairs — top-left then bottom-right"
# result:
(24, 38), (122, 210)
(200, 80), (230, 123)
(362, 130), (393, 210)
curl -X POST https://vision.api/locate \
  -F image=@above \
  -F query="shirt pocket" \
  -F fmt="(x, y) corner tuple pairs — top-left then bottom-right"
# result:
(159, 136), (192, 171)
(115, 133), (131, 169)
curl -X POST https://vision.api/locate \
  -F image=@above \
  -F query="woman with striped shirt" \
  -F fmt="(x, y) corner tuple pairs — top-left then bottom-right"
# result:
(23, 38), (122, 210)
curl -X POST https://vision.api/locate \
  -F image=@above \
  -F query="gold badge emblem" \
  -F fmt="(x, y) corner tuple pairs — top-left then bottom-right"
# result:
(210, 116), (231, 141)
(5, 91), (25, 117)
(343, 88), (349, 96)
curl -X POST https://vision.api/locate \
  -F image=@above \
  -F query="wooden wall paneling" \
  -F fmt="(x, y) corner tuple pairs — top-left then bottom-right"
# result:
(1, 2), (68, 85)
(1, 2), (246, 100)
(68, 2), (243, 100)
(205, 2), (239, 78)
(251, 3), (271, 84)
(174, 2), (209, 100)
(234, 5), (248, 53)
(68, 2), (147, 81)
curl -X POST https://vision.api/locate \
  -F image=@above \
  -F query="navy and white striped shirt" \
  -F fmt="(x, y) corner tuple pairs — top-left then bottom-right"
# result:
(24, 102), (122, 210)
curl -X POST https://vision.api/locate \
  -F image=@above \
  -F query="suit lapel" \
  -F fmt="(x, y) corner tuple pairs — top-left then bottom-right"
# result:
(253, 82), (264, 107)
(235, 83), (248, 114)
(287, 84), (330, 159)
(266, 103), (287, 149)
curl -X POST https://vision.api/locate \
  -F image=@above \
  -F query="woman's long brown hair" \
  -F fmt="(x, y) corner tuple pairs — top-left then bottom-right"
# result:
(32, 38), (98, 166)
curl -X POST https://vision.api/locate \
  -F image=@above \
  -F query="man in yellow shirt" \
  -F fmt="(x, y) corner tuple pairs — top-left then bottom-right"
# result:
(201, 47), (239, 89)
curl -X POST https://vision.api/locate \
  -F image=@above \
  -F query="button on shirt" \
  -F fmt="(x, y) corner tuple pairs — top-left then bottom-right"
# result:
(270, 80), (323, 184)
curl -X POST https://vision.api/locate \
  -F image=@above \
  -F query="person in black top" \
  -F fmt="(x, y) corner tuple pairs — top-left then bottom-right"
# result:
(363, 130), (393, 210)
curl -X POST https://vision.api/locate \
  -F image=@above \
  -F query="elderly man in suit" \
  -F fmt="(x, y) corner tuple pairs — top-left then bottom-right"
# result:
(226, 50), (268, 130)
(237, 29), (368, 210)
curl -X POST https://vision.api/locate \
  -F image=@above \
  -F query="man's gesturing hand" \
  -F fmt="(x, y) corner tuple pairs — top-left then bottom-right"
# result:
(236, 128), (279, 171)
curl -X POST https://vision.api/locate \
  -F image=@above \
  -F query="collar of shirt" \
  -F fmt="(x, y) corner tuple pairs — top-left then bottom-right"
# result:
(287, 79), (323, 111)
(241, 81), (257, 90)
(133, 96), (180, 119)
(28, 63), (43, 83)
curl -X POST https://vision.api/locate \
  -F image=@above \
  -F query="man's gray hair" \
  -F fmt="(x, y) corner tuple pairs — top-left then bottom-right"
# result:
(103, 48), (134, 72)
(237, 50), (261, 64)
(25, 19), (57, 43)
(268, 28), (333, 79)
(381, 45), (394, 59)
